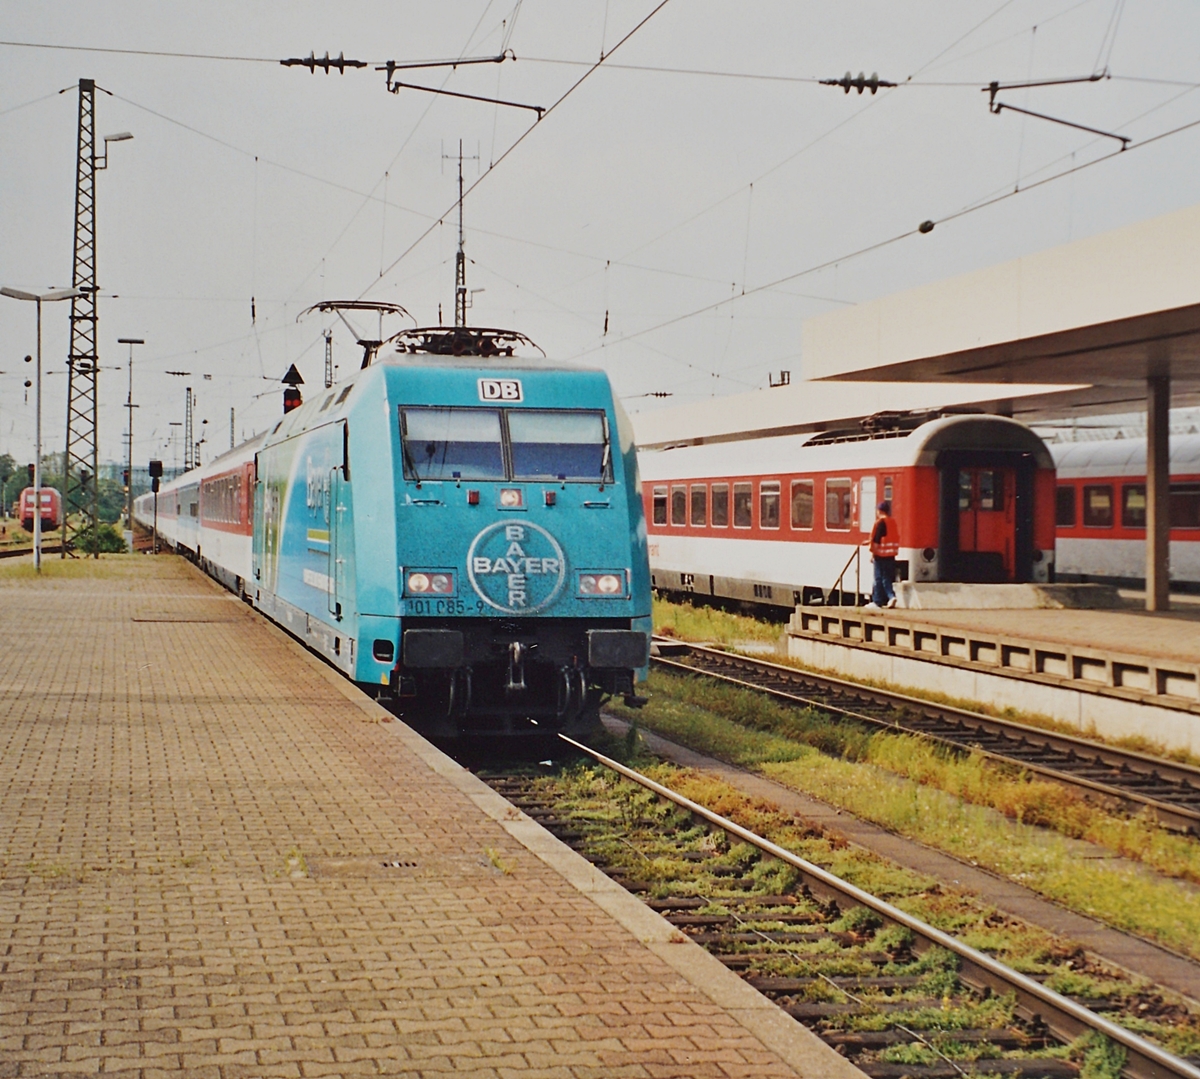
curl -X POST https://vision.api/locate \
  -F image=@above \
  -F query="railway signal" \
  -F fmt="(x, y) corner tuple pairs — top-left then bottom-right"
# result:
(148, 459), (162, 553)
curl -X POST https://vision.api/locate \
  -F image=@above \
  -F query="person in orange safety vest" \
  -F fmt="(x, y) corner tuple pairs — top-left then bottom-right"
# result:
(866, 500), (899, 609)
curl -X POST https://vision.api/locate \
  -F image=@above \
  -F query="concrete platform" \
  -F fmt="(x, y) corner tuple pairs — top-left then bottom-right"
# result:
(0, 556), (858, 1079)
(895, 582), (1120, 610)
(879, 600), (1200, 666)
(789, 600), (1200, 755)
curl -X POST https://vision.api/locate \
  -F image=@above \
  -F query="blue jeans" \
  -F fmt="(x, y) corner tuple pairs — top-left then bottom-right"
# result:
(872, 557), (896, 606)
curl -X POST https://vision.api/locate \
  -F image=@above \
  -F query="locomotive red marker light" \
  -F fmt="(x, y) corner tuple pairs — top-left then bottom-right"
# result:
(429, 573), (453, 593)
(467, 489), (480, 505)
(544, 490), (556, 506)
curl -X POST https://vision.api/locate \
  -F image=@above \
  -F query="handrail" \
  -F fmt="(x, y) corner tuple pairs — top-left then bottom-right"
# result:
(830, 542), (865, 605)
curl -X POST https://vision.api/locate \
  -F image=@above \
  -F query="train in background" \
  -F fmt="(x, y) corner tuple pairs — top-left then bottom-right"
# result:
(1052, 432), (1200, 590)
(135, 326), (652, 740)
(17, 487), (63, 534)
(642, 412), (1057, 609)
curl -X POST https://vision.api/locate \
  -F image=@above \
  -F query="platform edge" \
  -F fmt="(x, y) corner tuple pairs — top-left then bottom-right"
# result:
(313, 668), (865, 1078)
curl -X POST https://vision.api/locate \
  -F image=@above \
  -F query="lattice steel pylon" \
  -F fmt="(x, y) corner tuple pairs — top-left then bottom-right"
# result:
(62, 79), (100, 557)
(184, 387), (194, 471)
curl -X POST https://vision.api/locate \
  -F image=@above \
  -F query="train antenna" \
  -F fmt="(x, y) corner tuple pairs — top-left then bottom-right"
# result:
(443, 139), (481, 328)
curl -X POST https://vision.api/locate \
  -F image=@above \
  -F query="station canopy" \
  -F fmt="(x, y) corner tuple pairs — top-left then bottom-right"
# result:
(631, 379), (1080, 450)
(801, 201), (1200, 417)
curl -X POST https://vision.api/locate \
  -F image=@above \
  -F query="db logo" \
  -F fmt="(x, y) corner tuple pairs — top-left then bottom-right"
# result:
(478, 378), (523, 402)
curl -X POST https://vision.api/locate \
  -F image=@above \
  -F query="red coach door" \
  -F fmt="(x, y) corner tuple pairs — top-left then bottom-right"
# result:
(956, 466), (1016, 581)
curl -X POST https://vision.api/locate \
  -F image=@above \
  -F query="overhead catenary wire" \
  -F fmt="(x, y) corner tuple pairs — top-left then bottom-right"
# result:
(0, 88), (63, 118)
(282, 0), (512, 307)
(109, 92), (430, 219)
(568, 105), (1200, 366)
(0, 37), (512, 70)
(360, 0), (675, 301)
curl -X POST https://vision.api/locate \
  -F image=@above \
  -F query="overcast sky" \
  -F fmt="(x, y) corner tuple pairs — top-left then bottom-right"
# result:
(2, 0), (1199, 469)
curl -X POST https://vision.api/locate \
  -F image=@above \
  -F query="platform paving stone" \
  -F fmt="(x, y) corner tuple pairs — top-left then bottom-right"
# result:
(0, 558), (854, 1078)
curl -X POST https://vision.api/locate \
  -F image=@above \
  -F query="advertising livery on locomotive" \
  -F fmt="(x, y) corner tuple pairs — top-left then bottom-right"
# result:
(135, 331), (652, 739)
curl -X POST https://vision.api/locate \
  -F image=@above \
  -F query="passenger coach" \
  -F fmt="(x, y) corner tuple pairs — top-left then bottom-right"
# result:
(642, 413), (1056, 608)
(136, 331), (652, 739)
(1052, 432), (1200, 589)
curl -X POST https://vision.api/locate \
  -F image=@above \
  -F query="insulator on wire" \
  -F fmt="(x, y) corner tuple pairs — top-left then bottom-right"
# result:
(821, 71), (896, 95)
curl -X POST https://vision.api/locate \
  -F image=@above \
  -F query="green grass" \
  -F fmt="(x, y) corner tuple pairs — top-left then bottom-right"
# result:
(612, 669), (1200, 961)
(526, 757), (1200, 1060)
(653, 596), (1200, 765)
(653, 595), (785, 647)
(0, 552), (184, 581)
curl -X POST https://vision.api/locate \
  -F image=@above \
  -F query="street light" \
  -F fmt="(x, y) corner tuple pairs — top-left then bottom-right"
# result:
(117, 336), (144, 542)
(96, 132), (133, 170)
(0, 286), (84, 572)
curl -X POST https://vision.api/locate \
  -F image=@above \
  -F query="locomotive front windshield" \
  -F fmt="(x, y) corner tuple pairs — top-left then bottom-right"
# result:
(401, 408), (505, 481)
(401, 406), (611, 483)
(509, 410), (607, 481)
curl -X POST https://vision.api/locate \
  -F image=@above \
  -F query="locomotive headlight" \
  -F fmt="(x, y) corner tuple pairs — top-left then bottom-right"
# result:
(499, 488), (523, 507)
(578, 572), (624, 596)
(406, 570), (456, 595)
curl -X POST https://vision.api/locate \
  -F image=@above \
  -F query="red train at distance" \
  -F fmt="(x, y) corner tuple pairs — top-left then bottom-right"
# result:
(17, 487), (63, 534)
(640, 413), (1057, 608)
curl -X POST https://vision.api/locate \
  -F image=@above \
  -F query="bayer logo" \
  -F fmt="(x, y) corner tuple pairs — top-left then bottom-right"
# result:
(467, 522), (567, 614)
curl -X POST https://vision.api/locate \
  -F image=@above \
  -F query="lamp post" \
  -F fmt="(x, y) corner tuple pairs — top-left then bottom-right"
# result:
(1, 286), (83, 572)
(117, 337), (144, 541)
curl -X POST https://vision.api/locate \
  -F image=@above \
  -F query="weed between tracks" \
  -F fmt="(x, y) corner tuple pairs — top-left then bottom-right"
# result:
(484, 748), (1200, 1074)
(655, 596), (1200, 767)
(611, 669), (1200, 962)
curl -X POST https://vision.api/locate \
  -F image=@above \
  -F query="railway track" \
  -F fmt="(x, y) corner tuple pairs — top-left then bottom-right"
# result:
(652, 638), (1200, 835)
(480, 737), (1200, 1079)
(0, 543), (63, 560)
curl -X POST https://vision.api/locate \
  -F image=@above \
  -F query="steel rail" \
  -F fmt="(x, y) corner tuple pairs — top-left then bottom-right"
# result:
(652, 640), (1200, 834)
(559, 732), (1200, 1079)
(0, 543), (63, 560)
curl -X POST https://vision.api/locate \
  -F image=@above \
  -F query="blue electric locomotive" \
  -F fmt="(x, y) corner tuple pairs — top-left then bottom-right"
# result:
(136, 327), (652, 739)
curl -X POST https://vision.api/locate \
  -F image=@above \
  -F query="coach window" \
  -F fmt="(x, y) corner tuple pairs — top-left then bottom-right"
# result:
(1055, 485), (1076, 527)
(1082, 485), (1114, 528)
(958, 470), (973, 510)
(671, 485), (687, 526)
(690, 484), (707, 527)
(1122, 484), (1146, 529)
(979, 470), (1003, 511)
(733, 482), (753, 528)
(759, 481), (781, 529)
(825, 478), (851, 530)
(652, 486), (667, 526)
(790, 480), (814, 529)
(1172, 483), (1200, 528)
(711, 483), (729, 527)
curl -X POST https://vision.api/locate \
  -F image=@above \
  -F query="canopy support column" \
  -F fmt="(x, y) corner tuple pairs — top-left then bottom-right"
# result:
(1145, 374), (1171, 611)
